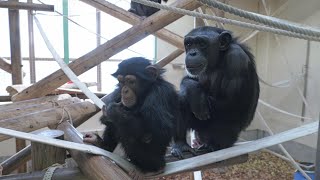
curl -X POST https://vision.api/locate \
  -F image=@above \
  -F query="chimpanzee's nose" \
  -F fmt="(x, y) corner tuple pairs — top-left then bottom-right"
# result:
(189, 50), (197, 56)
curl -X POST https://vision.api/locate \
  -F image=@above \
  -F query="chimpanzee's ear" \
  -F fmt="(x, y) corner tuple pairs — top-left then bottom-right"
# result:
(219, 31), (232, 51)
(145, 65), (160, 81)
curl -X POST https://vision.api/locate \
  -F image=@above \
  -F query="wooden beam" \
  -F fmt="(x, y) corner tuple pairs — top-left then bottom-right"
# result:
(0, 1), (54, 11)
(0, 57), (12, 74)
(8, 1), (25, 172)
(0, 94), (72, 111)
(0, 97), (81, 120)
(57, 122), (131, 180)
(0, 101), (98, 142)
(0, 168), (87, 180)
(0, 145), (31, 175)
(80, 0), (185, 50)
(12, 0), (200, 101)
(156, 49), (184, 67)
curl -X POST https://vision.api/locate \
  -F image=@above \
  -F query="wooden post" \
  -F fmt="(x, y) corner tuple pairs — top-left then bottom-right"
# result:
(8, 0), (25, 172)
(31, 130), (66, 171)
(12, 0), (200, 101)
(57, 122), (131, 180)
(0, 58), (12, 74)
(0, 1), (54, 11)
(0, 145), (31, 175)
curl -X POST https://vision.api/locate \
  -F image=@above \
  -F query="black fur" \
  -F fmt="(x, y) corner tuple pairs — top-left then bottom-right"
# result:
(101, 57), (178, 172)
(129, 0), (168, 17)
(172, 26), (260, 157)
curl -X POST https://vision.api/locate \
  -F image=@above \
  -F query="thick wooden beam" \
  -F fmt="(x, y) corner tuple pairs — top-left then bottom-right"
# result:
(0, 57), (12, 74)
(0, 97), (81, 120)
(0, 94), (72, 111)
(12, 0), (199, 101)
(0, 101), (98, 142)
(0, 145), (31, 175)
(81, 0), (185, 50)
(0, 1), (54, 11)
(0, 168), (86, 180)
(57, 122), (131, 180)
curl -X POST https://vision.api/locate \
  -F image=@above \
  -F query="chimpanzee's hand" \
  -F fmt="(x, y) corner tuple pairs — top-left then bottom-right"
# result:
(171, 141), (197, 159)
(189, 90), (211, 120)
(106, 102), (124, 119)
(83, 133), (104, 148)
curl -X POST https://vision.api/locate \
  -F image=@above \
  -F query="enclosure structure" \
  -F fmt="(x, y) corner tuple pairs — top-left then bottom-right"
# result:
(0, 0), (319, 179)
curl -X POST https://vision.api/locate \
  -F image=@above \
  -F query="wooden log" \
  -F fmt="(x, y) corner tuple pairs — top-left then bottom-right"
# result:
(0, 1), (54, 11)
(156, 49), (184, 67)
(81, 0), (185, 50)
(0, 94), (72, 111)
(0, 57), (12, 74)
(8, 2), (26, 172)
(0, 101), (98, 142)
(0, 145), (31, 175)
(0, 96), (11, 102)
(0, 97), (81, 120)
(12, 0), (200, 101)
(0, 168), (87, 180)
(31, 130), (66, 171)
(57, 122), (131, 180)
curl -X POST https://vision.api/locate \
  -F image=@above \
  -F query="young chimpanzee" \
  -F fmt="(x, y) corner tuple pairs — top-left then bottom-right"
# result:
(129, 0), (168, 17)
(83, 57), (179, 173)
(171, 26), (260, 158)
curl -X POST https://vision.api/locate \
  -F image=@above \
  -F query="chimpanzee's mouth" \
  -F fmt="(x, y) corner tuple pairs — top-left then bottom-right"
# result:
(186, 64), (204, 70)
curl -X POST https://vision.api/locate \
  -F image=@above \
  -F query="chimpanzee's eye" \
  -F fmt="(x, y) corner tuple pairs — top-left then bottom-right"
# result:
(199, 41), (207, 48)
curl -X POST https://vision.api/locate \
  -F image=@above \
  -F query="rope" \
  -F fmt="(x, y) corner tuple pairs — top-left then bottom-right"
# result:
(199, 0), (320, 38)
(34, 16), (105, 109)
(257, 111), (312, 180)
(131, 0), (320, 41)
(58, 106), (73, 125)
(43, 163), (65, 180)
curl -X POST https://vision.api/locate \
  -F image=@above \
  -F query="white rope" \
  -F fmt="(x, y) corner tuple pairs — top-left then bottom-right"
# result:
(258, 100), (312, 120)
(34, 16), (105, 109)
(257, 111), (312, 180)
(199, 0), (320, 38)
(131, 0), (320, 41)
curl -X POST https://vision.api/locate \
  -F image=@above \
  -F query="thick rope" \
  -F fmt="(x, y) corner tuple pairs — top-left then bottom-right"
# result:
(131, 0), (320, 41)
(199, 0), (320, 38)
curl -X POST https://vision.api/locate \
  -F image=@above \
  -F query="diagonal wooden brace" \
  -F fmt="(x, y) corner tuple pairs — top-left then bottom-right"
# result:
(12, 0), (200, 101)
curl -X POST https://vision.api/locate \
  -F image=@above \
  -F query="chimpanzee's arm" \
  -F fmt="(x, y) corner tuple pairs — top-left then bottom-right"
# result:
(181, 76), (211, 120)
(101, 122), (119, 151)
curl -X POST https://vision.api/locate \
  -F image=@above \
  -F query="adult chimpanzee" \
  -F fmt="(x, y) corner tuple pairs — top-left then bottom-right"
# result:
(171, 26), (260, 158)
(83, 57), (179, 173)
(129, 0), (168, 17)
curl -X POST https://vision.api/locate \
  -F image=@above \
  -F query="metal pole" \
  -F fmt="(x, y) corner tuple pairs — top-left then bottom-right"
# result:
(28, 0), (36, 83)
(63, 0), (69, 64)
(315, 114), (320, 180)
(96, 9), (102, 91)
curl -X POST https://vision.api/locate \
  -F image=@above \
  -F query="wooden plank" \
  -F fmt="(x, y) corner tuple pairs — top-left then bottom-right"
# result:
(0, 57), (12, 74)
(0, 1), (54, 11)
(12, 0), (199, 101)
(81, 0), (185, 50)
(0, 168), (87, 180)
(0, 94), (72, 111)
(0, 145), (31, 175)
(0, 101), (98, 142)
(57, 122), (132, 180)
(0, 121), (317, 178)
